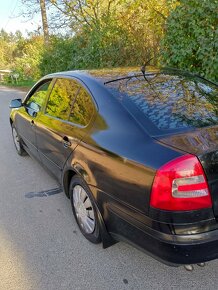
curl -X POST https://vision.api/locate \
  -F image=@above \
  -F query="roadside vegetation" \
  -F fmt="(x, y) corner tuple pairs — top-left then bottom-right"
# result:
(0, 0), (217, 88)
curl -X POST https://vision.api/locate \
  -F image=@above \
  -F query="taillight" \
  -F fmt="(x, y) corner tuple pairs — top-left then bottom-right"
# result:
(150, 154), (212, 211)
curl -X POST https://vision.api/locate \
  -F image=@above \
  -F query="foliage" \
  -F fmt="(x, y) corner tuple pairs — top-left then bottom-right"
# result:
(40, 0), (173, 74)
(40, 26), (131, 74)
(39, 36), (75, 74)
(2, 79), (35, 89)
(1, 0), (217, 84)
(13, 36), (44, 80)
(0, 30), (44, 82)
(161, 0), (218, 82)
(0, 29), (21, 68)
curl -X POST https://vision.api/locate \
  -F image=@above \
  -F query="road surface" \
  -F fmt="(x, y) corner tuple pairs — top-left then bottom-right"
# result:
(0, 86), (218, 290)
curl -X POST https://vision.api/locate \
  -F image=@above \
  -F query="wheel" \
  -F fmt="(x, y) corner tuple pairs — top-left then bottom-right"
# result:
(11, 124), (27, 156)
(70, 175), (101, 244)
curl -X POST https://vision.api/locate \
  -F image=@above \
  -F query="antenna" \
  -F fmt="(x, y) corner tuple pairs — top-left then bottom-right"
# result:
(140, 57), (153, 76)
(140, 57), (159, 98)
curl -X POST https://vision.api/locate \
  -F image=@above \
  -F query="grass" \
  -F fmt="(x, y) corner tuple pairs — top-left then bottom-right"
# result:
(1, 80), (35, 91)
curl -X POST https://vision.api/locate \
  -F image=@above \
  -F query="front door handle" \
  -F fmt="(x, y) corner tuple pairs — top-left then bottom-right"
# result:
(62, 136), (71, 148)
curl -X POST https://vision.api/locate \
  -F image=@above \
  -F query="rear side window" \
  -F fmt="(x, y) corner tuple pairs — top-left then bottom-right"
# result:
(46, 78), (80, 120)
(45, 78), (95, 126)
(106, 74), (218, 131)
(69, 86), (94, 126)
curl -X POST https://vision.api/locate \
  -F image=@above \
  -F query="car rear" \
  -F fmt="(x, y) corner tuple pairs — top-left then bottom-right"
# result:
(105, 69), (218, 265)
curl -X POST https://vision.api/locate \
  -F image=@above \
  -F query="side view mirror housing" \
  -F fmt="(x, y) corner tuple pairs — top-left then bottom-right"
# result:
(9, 99), (22, 109)
(25, 101), (40, 117)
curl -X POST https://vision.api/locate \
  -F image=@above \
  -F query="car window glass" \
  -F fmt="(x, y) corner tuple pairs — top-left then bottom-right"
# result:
(26, 81), (52, 111)
(106, 74), (218, 131)
(69, 86), (94, 126)
(46, 78), (80, 120)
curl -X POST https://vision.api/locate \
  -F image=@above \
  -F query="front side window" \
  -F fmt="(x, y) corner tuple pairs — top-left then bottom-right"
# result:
(25, 80), (52, 116)
(46, 78), (80, 121)
(26, 81), (52, 110)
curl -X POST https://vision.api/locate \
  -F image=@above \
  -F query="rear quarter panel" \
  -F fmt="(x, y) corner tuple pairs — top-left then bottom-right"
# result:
(63, 77), (183, 215)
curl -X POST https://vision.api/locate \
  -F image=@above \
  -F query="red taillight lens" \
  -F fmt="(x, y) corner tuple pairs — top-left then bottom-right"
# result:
(150, 154), (212, 211)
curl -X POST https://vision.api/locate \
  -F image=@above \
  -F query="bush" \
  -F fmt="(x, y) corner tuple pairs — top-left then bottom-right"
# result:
(12, 36), (44, 81)
(40, 26), (135, 75)
(161, 0), (218, 82)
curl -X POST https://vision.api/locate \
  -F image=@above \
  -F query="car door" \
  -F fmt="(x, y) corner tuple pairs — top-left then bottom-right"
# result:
(14, 79), (53, 160)
(36, 77), (96, 180)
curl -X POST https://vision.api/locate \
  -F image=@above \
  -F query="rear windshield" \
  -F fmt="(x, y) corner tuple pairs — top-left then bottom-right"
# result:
(105, 73), (218, 131)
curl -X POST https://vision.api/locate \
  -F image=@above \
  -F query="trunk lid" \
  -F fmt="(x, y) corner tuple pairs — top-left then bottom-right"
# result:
(157, 126), (218, 217)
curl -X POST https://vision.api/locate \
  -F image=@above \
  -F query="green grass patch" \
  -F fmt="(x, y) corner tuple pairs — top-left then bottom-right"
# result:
(2, 79), (35, 88)
(1, 79), (35, 91)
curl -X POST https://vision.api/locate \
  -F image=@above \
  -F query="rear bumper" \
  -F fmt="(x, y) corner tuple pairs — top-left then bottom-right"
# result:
(107, 206), (218, 266)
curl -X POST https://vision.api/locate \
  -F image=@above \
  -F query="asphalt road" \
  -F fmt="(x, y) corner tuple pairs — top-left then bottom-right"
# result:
(1, 86), (218, 290)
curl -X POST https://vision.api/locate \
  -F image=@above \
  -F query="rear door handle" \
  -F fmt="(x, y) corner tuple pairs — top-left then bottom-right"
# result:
(62, 136), (71, 148)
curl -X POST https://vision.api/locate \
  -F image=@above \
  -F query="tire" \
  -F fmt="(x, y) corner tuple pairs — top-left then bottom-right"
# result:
(11, 124), (27, 156)
(69, 175), (101, 244)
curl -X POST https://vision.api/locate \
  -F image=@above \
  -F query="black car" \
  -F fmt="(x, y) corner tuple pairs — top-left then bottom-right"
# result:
(9, 67), (218, 267)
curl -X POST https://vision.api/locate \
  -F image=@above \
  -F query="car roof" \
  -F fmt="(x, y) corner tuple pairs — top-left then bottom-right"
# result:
(46, 66), (147, 83)
(45, 66), (217, 87)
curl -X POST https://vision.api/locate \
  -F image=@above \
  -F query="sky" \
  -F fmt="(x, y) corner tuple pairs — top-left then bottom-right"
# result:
(0, 0), (41, 35)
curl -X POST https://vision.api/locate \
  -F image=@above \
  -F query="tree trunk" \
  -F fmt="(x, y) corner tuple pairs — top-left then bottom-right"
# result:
(40, 0), (49, 45)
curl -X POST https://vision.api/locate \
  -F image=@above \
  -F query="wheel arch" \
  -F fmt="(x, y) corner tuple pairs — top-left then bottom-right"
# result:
(62, 168), (117, 248)
(62, 169), (77, 198)
(10, 117), (13, 126)
(62, 161), (97, 198)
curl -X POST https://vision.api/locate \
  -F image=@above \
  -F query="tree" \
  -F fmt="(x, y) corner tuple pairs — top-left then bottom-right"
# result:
(50, 0), (123, 30)
(161, 0), (218, 81)
(21, 0), (50, 44)
(40, 0), (49, 44)
(13, 35), (44, 79)
(0, 29), (22, 68)
(44, 0), (175, 70)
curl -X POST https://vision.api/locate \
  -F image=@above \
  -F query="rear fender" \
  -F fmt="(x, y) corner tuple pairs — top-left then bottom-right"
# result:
(62, 165), (117, 248)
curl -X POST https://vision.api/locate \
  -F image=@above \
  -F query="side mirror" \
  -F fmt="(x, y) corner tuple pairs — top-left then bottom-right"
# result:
(9, 99), (22, 109)
(25, 101), (40, 117)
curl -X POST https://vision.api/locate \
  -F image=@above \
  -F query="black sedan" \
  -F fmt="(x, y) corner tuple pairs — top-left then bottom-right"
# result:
(9, 67), (218, 267)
